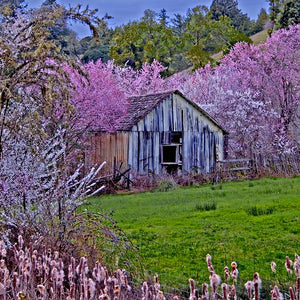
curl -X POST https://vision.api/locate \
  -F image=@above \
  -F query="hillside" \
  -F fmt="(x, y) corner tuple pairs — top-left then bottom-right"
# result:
(250, 28), (269, 45)
(211, 29), (269, 60)
(171, 28), (270, 76)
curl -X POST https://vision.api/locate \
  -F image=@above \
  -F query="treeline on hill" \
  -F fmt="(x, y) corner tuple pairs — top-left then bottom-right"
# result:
(3, 0), (299, 74)
(51, 0), (300, 73)
(2, 0), (299, 74)
(1, 0), (293, 74)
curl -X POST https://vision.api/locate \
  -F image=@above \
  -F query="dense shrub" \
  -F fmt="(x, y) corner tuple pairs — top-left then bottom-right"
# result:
(246, 206), (274, 216)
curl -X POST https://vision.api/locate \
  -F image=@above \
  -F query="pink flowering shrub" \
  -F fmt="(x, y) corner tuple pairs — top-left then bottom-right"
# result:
(67, 61), (127, 132)
(67, 59), (170, 133)
(168, 25), (300, 159)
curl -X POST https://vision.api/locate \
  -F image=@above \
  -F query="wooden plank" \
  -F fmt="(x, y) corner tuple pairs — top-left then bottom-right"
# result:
(123, 132), (129, 168)
(219, 158), (252, 163)
(229, 167), (251, 171)
(132, 131), (138, 171)
(128, 132), (133, 169)
(154, 132), (160, 174)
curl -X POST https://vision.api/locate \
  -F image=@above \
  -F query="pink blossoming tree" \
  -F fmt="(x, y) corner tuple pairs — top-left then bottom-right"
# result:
(169, 25), (300, 158)
(67, 59), (169, 132)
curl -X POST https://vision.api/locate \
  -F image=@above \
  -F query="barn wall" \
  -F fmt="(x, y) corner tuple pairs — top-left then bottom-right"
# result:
(128, 94), (225, 174)
(85, 132), (129, 175)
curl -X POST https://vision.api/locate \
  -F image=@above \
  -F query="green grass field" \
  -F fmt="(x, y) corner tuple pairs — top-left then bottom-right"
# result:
(86, 176), (300, 294)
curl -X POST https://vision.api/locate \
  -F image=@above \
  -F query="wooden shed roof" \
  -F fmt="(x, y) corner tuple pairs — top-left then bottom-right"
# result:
(116, 91), (174, 130)
(116, 90), (227, 133)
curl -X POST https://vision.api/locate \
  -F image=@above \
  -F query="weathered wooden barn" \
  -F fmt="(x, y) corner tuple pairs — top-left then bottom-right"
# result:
(85, 90), (228, 175)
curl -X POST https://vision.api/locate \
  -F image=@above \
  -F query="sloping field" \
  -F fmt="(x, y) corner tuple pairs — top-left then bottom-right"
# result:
(210, 29), (269, 61)
(88, 176), (300, 294)
(250, 29), (269, 45)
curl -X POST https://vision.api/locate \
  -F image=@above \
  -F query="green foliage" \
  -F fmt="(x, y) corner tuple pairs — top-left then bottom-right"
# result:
(246, 206), (274, 216)
(158, 8), (169, 26)
(185, 43), (213, 69)
(153, 178), (178, 192)
(108, 4), (254, 72)
(81, 43), (111, 63)
(6, 1), (268, 73)
(80, 16), (114, 63)
(109, 15), (178, 74)
(195, 201), (217, 211)
(88, 177), (300, 290)
(210, 0), (254, 35)
(268, 0), (300, 30)
(181, 7), (253, 68)
(278, 0), (300, 28)
(171, 13), (187, 36)
(80, 20), (114, 63)
(222, 30), (253, 55)
(253, 8), (269, 33)
(268, 0), (282, 24)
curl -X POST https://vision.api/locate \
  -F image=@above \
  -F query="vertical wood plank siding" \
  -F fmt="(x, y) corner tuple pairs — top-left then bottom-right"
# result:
(86, 132), (129, 175)
(127, 94), (224, 174)
(87, 93), (225, 175)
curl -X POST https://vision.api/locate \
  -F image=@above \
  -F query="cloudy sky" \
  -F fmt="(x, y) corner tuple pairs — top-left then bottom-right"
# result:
(27, 0), (269, 38)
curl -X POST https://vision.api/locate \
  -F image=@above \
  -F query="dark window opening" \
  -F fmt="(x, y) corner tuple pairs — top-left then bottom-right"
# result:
(163, 145), (177, 163)
(170, 132), (182, 143)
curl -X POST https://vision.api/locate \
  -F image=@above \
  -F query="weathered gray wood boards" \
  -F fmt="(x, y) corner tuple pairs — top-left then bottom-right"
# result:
(86, 91), (227, 175)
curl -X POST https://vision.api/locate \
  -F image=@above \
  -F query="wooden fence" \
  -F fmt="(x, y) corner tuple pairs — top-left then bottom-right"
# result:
(213, 154), (299, 183)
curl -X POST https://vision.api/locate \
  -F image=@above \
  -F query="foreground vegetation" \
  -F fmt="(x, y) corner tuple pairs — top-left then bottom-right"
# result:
(0, 234), (298, 299)
(87, 176), (300, 293)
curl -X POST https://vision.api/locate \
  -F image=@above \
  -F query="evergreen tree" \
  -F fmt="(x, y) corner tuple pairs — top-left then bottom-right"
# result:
(183, 5), (252, 69)
(210, 0), (254, 35)
(159, 8), (169, 26)
(171, 13), (187, 36)
(278, 0), (300, 28)
(141, 9), (157, 27)
(81, 18), (114, 63)
(254, 8), (269, 32)
(268, 0), (281, 25)
(268, 0), (300, 30)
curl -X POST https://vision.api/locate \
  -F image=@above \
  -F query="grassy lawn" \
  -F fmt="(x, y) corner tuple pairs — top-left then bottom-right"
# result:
(86, 176), (300, 294)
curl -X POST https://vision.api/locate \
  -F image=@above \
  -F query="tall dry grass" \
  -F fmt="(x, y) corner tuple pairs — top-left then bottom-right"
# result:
(0, 235), (299, 299)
